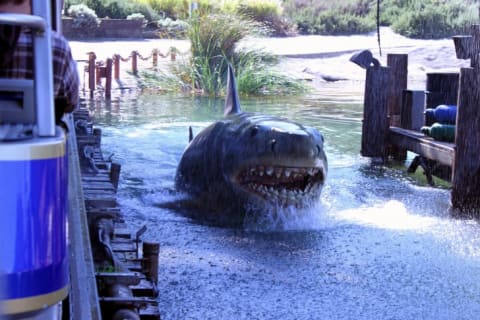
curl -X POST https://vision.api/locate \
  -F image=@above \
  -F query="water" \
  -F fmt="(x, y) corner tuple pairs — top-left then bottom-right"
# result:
(85, 88), (480, 320)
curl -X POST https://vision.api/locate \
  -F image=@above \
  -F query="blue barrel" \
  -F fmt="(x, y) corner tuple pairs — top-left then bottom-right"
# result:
(0, 129), (68, 315)
(425, 104), (457, 126)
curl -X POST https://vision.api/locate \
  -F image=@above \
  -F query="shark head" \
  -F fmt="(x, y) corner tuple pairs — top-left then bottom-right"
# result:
(175, 64), (328, 225)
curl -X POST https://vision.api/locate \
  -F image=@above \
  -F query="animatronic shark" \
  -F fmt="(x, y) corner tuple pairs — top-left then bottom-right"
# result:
(175, 65), (327, 226)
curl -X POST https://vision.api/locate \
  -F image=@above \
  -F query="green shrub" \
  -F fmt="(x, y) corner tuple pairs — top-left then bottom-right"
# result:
(235, 50), (306, 95)
(316, 9), (375, 35)
(391, 1), (477, 38)
(235, 0), (294, 36)
(284, 0), (375, 35)
(77, 0), (156, 21)
(67, 4), (99, 32)
(283, 0), (477, 37)
(156, 17), (189, 38)
(127, 13), (147, 27)
(129, 2), (159, 22)
(141, 12), (305, 95)
(137, 0), (218, 20)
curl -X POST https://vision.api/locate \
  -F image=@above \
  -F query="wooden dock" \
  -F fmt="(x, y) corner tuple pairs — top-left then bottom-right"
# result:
(358, 24), (480, 213)
(67, 105), (161, 319)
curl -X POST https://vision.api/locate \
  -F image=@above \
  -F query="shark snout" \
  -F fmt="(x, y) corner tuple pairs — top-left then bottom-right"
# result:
(268, 131), (325, 161)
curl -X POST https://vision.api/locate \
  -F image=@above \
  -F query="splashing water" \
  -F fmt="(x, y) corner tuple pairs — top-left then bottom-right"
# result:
(243, 199), (332, 232)
(91, 93), (480, 320)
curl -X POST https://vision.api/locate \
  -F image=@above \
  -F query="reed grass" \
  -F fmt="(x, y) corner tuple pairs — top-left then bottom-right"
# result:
(136, 12), (306, 96)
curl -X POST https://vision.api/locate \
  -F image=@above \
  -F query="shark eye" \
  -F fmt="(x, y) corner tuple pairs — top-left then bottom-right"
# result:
(250, 126), (259, 137)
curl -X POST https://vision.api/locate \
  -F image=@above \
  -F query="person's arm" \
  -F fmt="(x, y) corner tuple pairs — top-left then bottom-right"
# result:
(52, 32), (79, 120)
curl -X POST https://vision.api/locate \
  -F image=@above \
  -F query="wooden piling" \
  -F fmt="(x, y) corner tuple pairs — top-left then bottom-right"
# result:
(469, 25), (480, 68)
(425, 72), (459, 108)
(387, 54), (408, 127)
(88, 52), (96, 98)
(105, 58), (113, 99)
(453, 35), (472, 60)
(361, 66), (390, 158)
(152, 49), (158, 67)
(110, 163), (121, 191)
(131, 51), (138, 75)
(452, 25), (480, 68)
(142, 242), (159, 285)
(96, 63), (102, 86)
(386, 54), (408, 159)
(113, 54), (120, 80)
(451, 67), (480, 212)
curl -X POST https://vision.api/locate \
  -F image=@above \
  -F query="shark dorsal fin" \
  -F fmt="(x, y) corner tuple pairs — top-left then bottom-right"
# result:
(188, 126), (194, 142)
(224, 64), (241, 116)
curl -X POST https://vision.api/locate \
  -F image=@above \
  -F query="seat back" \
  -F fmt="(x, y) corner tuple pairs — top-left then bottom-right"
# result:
(0, 4), (55, 137)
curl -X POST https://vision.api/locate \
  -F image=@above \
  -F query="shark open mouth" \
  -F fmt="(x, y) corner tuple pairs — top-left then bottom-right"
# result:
(235, 165), (325, 206)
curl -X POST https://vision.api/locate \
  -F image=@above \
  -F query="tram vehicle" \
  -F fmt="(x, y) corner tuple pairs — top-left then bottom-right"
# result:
(0, 1), (69, 318)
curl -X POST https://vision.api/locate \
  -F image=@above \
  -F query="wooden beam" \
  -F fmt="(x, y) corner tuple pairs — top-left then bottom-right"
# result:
(388, 127), (454, 167)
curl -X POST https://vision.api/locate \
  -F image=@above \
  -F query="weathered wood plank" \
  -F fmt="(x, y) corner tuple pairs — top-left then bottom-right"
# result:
(138, 303), (161, 320)
(131, 279), (158, 297)
(96, 272), (142, 286)
(388, 127), (454, 166)
(111, 241), (137, 252)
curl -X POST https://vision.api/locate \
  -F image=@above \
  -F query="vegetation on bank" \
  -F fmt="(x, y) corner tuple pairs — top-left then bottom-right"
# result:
(139, 12), (306, 96)
(65, 0), (479, 39)
(65, 0), (479, 95)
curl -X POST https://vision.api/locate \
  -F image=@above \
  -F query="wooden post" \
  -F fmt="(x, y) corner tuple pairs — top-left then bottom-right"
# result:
(93, 128), (102, 147)
(88, 52), (96, 98)
(453, 35), (472, 59)
(361, 66), (390, 158)
(142, 242), (159, 285)
(425, 72), (459, 109)
(470, 25), (480, 68)
(401, 90), (425, 131)
(105, 58), (113, 99)
(152, 49), (158, 67)
(452, 25), (480, 68)
(113, 54), (120, 80)
(451, 67), (480, 212)
(131, 51), (138, 75)
(109, 162), (121, 191)
(387, 54), (408, 126)
(95, 63), (102, 86)
(387, 54), (408, 160)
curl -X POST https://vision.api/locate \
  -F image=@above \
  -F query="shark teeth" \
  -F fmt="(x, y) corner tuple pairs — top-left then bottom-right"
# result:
(236, 165), (324, 205)
(242, 165), (321, 180)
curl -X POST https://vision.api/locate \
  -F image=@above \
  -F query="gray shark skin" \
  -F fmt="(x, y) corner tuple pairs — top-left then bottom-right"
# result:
(175, 65), (327, 226)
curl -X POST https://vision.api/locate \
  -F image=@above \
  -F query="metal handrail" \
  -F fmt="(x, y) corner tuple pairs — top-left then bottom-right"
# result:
(0, 13), (46, 31)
